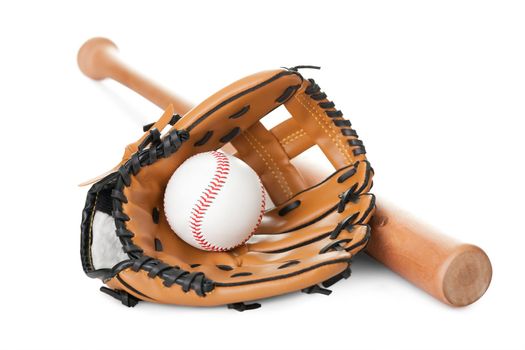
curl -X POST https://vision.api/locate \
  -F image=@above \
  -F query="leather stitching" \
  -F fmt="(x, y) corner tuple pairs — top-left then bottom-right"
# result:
(294, 93), (353, 164)
(281, 129), (307, 146)
(188, 151), (265, 251)
(189, 151), (231, 251)
(242, 131), (293, 198)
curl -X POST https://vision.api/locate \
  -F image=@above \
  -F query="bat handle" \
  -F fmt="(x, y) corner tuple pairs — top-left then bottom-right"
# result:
(77, 37), (192, 114)
(367, 200), (492, 306)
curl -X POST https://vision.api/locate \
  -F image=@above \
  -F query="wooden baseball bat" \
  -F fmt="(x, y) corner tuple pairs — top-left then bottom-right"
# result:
(78, 37), (492, 306)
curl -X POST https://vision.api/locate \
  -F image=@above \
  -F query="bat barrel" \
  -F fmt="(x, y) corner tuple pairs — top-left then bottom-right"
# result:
(77, 37), (192, 114)
(368, 201), (492, 306)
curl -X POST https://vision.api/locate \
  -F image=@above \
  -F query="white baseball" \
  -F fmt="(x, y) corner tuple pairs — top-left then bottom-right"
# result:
(164, 151), (265, 251)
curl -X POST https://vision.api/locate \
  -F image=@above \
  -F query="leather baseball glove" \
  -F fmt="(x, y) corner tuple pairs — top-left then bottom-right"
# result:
(80, 67), (375, 311)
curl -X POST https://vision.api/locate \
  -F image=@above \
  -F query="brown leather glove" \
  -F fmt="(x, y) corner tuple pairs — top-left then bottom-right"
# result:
(80, 68), (375, 311)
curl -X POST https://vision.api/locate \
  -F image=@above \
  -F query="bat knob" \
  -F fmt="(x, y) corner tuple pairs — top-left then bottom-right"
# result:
(77, 37), (119, 80)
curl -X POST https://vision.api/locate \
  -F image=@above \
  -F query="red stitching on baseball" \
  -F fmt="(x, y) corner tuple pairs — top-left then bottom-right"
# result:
(189, 151), (232, 251)
(188, 151), (266, 251)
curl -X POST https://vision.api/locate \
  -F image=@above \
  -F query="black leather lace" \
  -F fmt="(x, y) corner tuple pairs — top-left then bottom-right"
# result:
(304, 79), (366, 156)
(109, 123), (215, 297)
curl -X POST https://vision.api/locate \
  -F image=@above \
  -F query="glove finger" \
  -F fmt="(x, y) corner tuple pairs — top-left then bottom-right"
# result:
(257, 160), (373, 234)
(107, 254), (351, 306)
(243, 224), (370, 264)
(248, 195), (374, 253)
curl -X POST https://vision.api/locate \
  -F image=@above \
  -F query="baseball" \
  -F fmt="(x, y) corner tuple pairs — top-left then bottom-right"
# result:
(164, 151), (265, 251)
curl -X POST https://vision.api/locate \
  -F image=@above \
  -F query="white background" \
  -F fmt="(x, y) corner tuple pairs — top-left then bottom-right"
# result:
(0, 1), (523, 349)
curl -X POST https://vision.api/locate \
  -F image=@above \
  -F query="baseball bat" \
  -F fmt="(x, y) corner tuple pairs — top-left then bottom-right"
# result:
(78, 37), (492, 306)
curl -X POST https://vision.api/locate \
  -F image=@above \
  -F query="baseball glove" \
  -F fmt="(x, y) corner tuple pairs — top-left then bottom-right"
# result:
(80, 67), (375, 310)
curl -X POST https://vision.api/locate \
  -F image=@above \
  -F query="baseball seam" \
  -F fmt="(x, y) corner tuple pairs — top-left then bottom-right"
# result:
(188, 151), (266, 251)
(189, 151), (230, 251)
